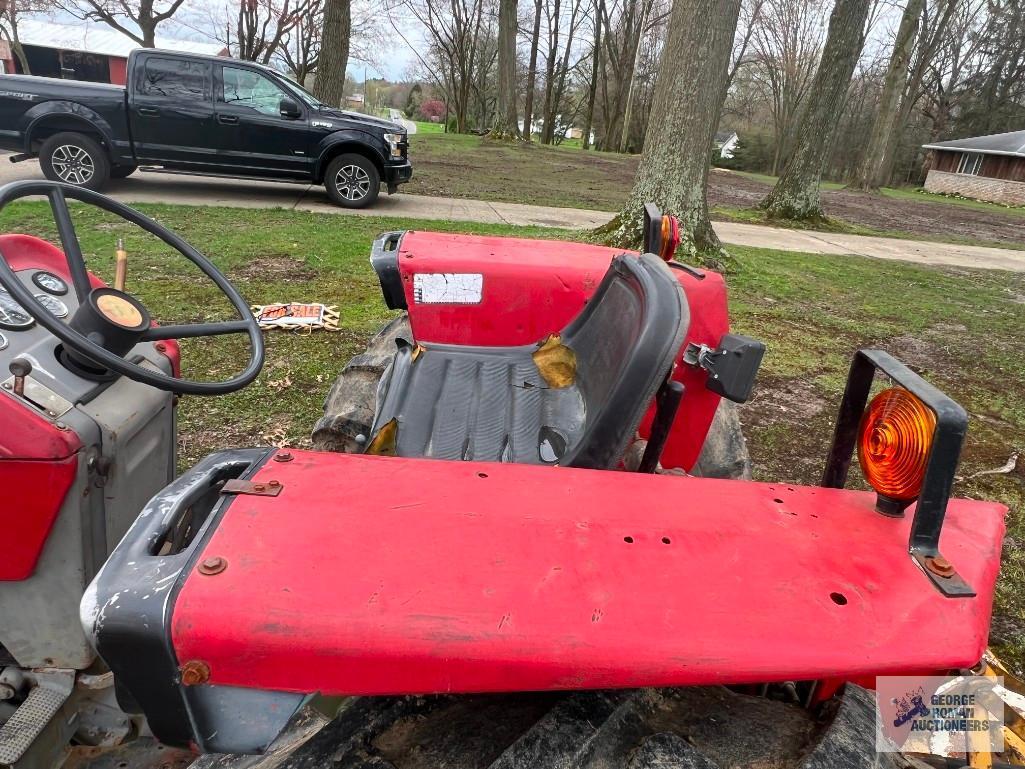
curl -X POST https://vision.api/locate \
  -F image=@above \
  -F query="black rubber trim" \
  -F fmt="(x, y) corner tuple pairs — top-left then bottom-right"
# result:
(370, 231), (407, 310)
(86, 448), (307, 753)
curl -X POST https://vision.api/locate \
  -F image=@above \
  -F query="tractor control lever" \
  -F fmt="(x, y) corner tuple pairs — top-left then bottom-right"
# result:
(9, 357), (31, 397)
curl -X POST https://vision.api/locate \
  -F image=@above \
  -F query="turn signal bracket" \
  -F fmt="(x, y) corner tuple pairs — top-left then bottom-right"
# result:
(821, 349), (974, 598)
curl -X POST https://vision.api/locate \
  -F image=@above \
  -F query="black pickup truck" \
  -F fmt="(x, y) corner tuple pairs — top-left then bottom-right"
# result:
(0, 49), (412, 208)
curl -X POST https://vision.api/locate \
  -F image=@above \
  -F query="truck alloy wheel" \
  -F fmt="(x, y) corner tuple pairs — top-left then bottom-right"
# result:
(50, 145), (95, 185)
(39, 132), (111, 191)
(324, 153), (380, 208)
(334, 164), (371, 202)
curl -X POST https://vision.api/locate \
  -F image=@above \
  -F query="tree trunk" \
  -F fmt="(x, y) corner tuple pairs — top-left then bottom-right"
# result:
(312, 0), (351, 107)
(760, 0), (871, 220)
(848, 0), (924, 191)
(581, 0), (603, 150)
(540, 0), (561, 143)
(522, 0), (543, 140)
(618, 0), (649, 152)
(600, 0), (743, 260)
(490, 0), (519, 137)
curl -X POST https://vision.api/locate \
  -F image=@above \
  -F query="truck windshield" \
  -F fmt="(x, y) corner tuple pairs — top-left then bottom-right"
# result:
(278, 73), (325, 109)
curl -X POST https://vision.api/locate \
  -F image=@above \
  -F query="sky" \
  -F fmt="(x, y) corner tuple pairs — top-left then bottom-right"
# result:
(40, 0), (419, 82)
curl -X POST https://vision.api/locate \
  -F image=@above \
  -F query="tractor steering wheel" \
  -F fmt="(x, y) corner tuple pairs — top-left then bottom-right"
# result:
(0, 181), (264, 395)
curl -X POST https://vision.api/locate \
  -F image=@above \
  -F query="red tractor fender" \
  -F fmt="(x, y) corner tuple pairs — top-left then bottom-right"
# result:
(375, 231), (730, 470)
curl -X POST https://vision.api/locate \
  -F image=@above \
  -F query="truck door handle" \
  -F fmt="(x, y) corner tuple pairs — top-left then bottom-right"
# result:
(138, 107), (159, 116)
(217, 115), (239, 125)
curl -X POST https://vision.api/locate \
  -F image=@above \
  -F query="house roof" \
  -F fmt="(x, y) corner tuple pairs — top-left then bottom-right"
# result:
(15, 18), (225, 59)
(714, 130), (738, 144)
(923, 130), (1025, 158)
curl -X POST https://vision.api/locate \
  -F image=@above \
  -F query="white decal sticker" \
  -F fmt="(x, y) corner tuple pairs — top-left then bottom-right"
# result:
(413, 273), (483, 304)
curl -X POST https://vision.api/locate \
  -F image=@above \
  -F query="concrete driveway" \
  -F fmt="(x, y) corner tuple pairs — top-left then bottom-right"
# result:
(2, 153), (1023, 271)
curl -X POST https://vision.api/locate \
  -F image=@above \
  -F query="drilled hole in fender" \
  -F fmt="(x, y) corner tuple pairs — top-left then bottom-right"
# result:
(477, 472), (488, 479)
(773, 498), (784, 504)
(830, 592), (848, 606)
(661, 537), (671, 544)
(623, 536), (634, 544)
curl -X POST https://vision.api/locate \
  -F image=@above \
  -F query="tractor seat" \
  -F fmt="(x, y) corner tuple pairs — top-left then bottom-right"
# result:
(367, 254), (688, 469)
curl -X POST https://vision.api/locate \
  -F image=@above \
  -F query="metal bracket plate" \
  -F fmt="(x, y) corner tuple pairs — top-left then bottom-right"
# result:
(1, 376), (74, 419)
(220, 478), (283, 497)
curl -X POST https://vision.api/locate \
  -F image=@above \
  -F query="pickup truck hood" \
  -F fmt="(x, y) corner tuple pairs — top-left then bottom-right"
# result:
(317, 108), (404, 132)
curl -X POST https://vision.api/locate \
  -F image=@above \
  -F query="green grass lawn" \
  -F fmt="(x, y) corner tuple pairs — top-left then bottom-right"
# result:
(405, 131), (638, 210)
(412, 120), (445, 134)
(2, 201), (1023, 671)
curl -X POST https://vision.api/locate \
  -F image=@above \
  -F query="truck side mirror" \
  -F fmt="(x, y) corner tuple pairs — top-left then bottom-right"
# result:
(279, 97), (301, 119)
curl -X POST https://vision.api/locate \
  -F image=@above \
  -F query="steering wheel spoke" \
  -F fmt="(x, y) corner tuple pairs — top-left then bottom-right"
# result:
(47, 186), (93, 304)
(0, 181), (264, 395)
(142, 320), (251, 342)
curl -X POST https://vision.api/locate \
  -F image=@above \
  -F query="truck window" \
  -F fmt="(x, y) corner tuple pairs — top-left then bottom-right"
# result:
(138, 58), (210, 99)
(220, 66), (290, 117)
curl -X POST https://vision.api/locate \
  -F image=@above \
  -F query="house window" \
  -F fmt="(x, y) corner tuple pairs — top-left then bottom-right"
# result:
(955, 152), (983, 176)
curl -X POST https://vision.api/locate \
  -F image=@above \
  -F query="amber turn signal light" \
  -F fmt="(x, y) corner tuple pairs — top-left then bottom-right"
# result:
(658, 215), (680, 261)
(857, 387), (936, 509)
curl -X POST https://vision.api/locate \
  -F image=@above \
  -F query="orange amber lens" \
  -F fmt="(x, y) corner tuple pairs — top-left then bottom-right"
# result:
(857, 387), (936, 501)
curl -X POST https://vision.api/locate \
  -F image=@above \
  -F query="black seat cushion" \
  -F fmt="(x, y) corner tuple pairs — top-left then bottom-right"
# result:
(368, 254), (688, 469)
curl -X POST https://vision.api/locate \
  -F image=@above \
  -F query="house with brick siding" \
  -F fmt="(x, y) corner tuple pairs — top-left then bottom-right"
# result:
(922, 130), (1025, 207)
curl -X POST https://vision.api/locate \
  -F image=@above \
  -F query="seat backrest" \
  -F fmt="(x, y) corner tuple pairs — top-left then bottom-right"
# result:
(560, 253), (688, 469)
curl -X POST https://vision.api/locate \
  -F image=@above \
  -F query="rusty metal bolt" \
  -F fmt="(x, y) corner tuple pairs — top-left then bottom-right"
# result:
(268, 479), (281, 488)
(274, 451), (293, 462)
(925, 555), (955, 578)
(252, 483), (266, 492)
(198, 556), (227, 576)
(154, 342), (167, 353)
(180, 660), (210, 686)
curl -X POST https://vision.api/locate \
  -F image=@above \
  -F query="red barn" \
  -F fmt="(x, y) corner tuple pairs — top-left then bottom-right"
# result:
(0, 19), (225, 85)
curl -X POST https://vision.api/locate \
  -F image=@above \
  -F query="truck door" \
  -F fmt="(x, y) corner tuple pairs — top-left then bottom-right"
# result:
(130, 56), (216, 165)
(213, 64), (312, 177)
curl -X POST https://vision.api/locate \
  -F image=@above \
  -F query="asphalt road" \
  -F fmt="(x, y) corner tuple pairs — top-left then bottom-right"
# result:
(2, 153), (1023, 271)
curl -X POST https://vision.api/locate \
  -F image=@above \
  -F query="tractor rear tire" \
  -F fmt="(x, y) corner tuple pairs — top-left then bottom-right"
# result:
(313, 316), (753, 479)
(269, 684), (924, 769)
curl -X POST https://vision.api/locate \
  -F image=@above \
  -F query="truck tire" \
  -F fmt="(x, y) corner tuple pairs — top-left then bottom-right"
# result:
(312, 316), (752, 479)
(324, 153), (381, 209)
(39, 132), (111, 191)
(110, 164), (138, 179)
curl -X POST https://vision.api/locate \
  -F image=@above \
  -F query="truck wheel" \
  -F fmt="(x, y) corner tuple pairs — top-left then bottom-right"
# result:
(312, 315), (753, 479)
(110, 164), (138, 179)
(324, 153), (380, 209)
(39, 132), (111, 191)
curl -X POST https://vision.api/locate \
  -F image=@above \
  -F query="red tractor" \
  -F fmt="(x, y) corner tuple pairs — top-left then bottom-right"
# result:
(0, 182), (1007, 769)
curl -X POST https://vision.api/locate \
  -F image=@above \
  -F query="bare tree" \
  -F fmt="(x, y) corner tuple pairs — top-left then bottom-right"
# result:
(748, 0), (826, 172)
(760, 0), (872, 219)
(490, 0), (519, 136)
(596, 0), (652, 150)
(55, 0), (187, 46)
(522, 0), (543, 137)
(580, 0), (604, 149)
(849, 0), (926, 190)
(602, 0), (742, 259)
(279, 0), (323, 82)
(400, 0), (491, 132)
(312, 0), (350, 106)
(228, 0), (312, 64)
(0, 0), (40, 72)
(540, 0), (585, 144)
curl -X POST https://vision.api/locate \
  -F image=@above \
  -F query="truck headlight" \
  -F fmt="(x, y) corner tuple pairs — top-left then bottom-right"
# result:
(384, 132), (405, 158)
